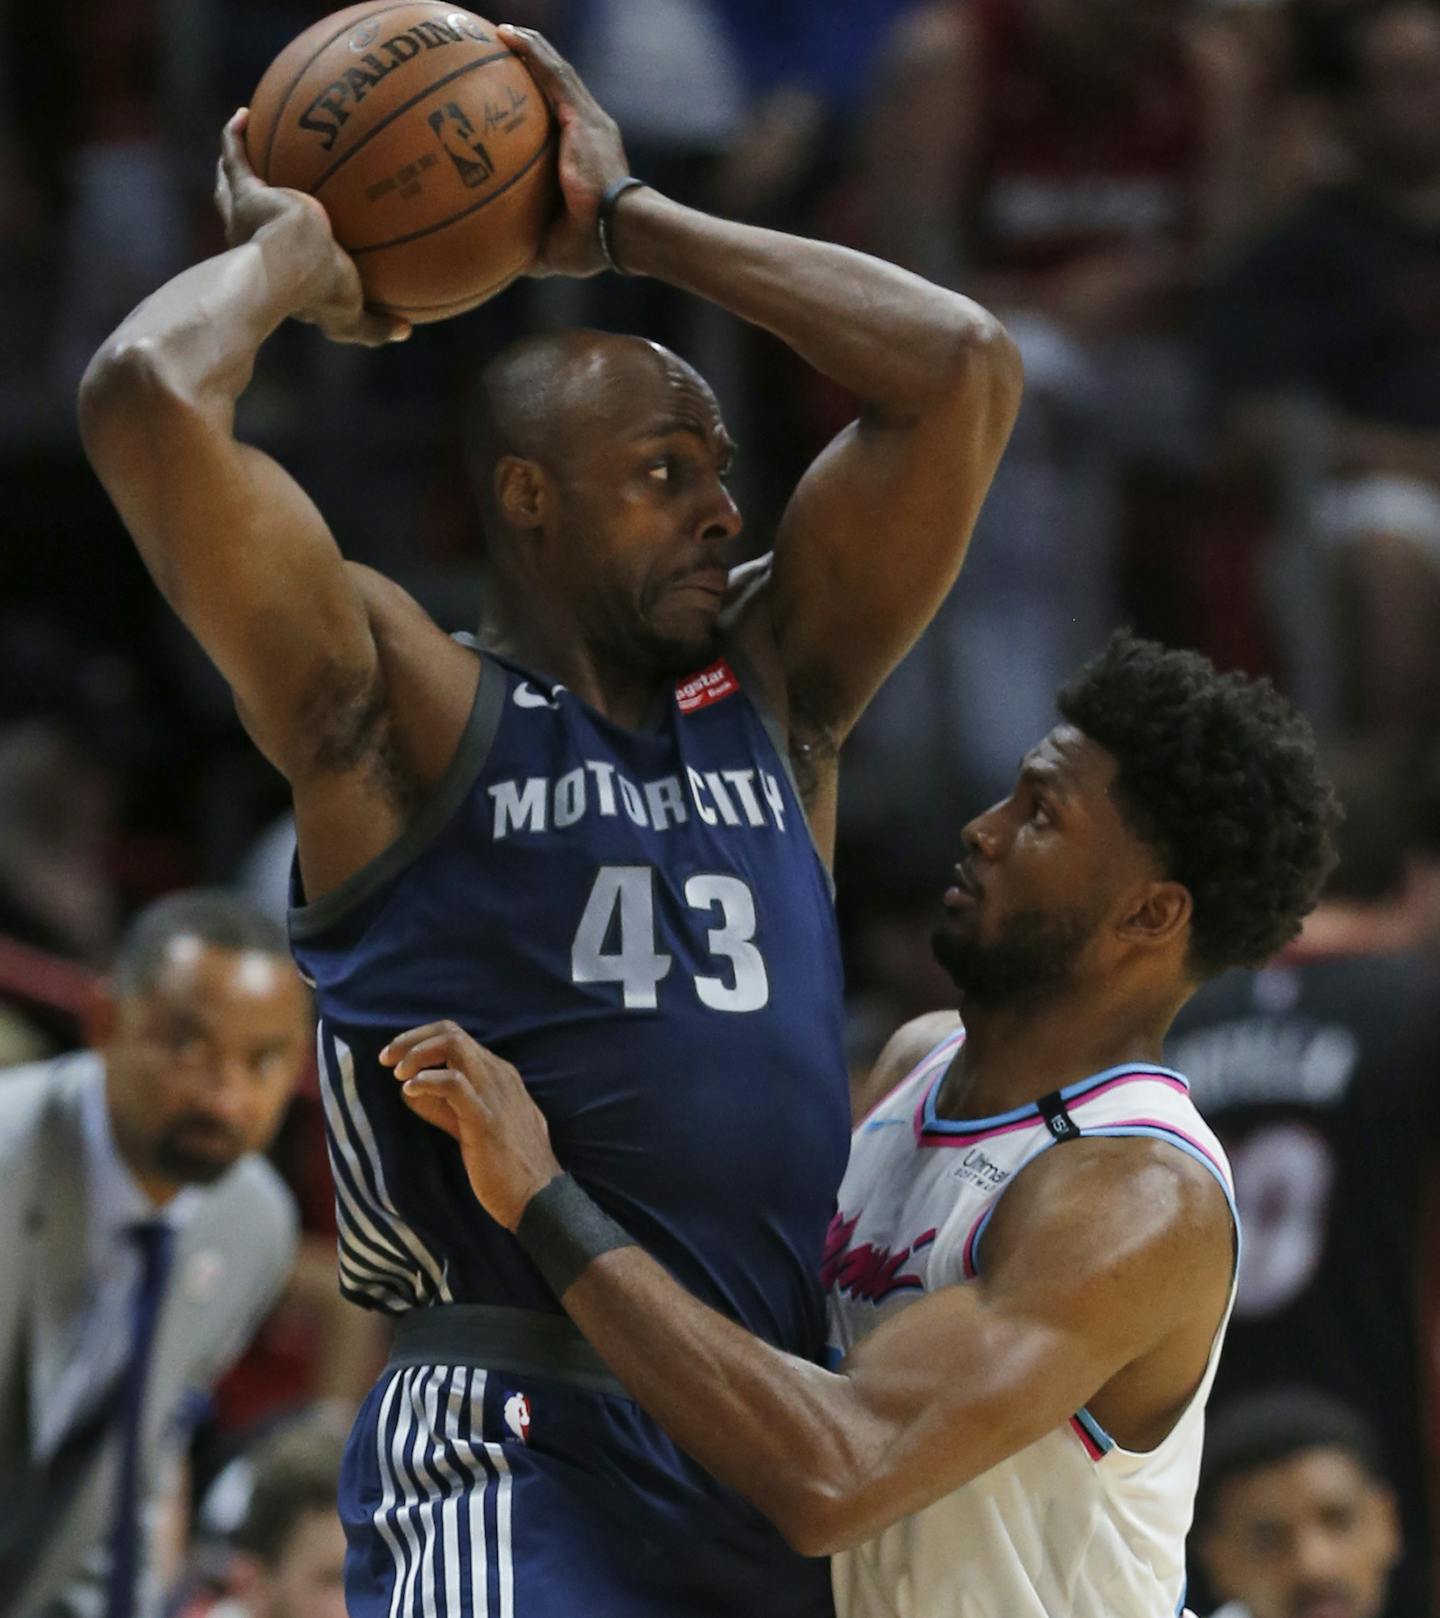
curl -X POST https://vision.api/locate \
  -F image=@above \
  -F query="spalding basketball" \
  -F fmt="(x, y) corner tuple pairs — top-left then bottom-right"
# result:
(247, 4), (557, 322)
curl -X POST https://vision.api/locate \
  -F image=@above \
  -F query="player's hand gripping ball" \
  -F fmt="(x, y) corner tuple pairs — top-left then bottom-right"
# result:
(245, 4), (558, 322)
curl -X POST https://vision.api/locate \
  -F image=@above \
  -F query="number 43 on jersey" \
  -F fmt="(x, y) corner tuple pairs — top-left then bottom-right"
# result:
(571, 864), (769, 1013)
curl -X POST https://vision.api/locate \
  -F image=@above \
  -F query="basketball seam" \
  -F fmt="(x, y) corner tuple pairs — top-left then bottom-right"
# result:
(260, 0), (463, 180)
(311, 50), (514, 198)
(348, 128), (554, 255)
(370, 271), (515, 315)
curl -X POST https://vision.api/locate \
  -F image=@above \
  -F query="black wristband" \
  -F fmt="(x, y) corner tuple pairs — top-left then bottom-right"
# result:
(515, 1173), (636, 1297)
(597, 176), (648, 275)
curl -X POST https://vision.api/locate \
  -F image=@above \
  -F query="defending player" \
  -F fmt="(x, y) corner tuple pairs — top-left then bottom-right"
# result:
(383, 633), (1341, 1618)
(77, 24), (1020, 1618)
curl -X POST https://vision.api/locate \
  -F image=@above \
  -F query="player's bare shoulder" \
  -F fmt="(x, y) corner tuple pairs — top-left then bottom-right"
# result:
(853, 1011), (963, 1124)
(992, 1133), (1233, 1254)
(982, 1131), (1235, 1344)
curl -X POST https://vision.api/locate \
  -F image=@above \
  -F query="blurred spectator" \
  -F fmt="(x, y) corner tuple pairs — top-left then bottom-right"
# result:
(700, 0), (921, 226)
(234, 813), (297, 929)
(843, 0), (1256, 842)
(188, 1412), (347, 1618)
(0, 890), (308, 1617)
(565, 0), (752, 375)
(1203, 0), (1440, 740)
(45, 0), (189, 412)
(0, 720), (119, 964)
(1166, 752), (1440, 1617)
(1213, 0), (1370, 224)
(1410, 745), (1440, 959)
(1193, 1390), (1400, 1618)
(835, 855), (962, 1075)
(0, 719), (121, 1052)
(865, 0), (1255, 301)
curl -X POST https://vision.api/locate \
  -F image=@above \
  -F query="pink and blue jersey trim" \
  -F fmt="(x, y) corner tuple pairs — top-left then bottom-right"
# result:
(1069, 1407), (1115, 1460)
(914, 1061), (1191, 1148)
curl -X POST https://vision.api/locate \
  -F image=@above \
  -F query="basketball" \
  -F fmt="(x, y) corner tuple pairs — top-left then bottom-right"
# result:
(246, 3), (557, 322)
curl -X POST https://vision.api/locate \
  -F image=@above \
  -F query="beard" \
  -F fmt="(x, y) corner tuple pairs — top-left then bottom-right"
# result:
(931, 902), (1100, 1009)
(628, 611), (722, 677)
(151, 1116), (243, 1185)
(581, 564), (722, 681)
(585, 539), (731, 681)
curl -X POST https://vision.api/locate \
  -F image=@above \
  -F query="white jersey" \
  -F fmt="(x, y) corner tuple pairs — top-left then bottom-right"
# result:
(826, 1025), (1237, 1618)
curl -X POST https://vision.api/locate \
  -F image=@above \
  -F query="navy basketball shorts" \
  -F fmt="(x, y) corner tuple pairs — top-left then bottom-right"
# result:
(339, 1360), (835, 1618)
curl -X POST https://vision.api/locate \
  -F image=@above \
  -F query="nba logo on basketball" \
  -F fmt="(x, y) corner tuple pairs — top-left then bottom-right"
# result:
(504, 1391), (533, 1444)
(427, 102), (496, 188)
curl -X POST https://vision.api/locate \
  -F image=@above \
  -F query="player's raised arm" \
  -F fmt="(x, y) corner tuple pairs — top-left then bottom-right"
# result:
(382, 1022), (1233, 1555)
(77, 112), (408, 792)
(503, 27), (1023, 793)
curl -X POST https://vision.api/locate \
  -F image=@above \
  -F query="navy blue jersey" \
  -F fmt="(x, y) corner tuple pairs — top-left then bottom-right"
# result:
(291, 641), (851, 1363)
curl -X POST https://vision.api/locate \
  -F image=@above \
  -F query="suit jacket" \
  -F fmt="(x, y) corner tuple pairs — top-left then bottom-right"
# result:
(0, 1052), (298, 1617)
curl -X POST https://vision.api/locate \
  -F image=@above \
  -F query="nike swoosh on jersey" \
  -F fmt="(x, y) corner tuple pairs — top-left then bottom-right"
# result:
(514, 681), (562, 710)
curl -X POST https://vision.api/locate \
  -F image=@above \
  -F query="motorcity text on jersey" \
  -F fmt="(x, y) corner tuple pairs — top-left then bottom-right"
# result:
(488, 760), (790, 841)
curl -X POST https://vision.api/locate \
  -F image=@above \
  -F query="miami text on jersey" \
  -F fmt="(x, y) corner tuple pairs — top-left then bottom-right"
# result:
(821, 1210), (939, 1305)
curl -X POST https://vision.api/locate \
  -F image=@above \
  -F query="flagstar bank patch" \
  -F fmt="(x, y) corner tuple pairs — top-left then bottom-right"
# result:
(676, 660), (739, 714)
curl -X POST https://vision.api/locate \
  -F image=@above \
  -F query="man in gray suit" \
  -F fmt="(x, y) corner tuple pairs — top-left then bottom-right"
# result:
(0, 890), (310, 1618)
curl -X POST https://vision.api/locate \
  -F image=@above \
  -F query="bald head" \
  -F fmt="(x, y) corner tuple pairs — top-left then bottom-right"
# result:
(462, 328), (741, 677)
(465, 330), (712, 540)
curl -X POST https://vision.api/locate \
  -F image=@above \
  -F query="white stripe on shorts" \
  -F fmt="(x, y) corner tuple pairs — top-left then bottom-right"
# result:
(386, 1369), (427, 1618)
(427, 1369), (466, 1616)
(371, 1365), (518, 1618)
(369, 1373), (410, 1615)
(451, 1368), (493, 1616)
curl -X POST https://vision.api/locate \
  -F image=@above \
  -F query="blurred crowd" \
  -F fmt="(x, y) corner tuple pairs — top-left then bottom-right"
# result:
(5, 0), (1440, 1613)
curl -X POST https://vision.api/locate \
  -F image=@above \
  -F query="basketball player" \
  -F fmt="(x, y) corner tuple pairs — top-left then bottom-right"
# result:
(383, 633), (1341, 1618)
(1165, 756), (1440, 1618)
(76, 24), (1021, 1618)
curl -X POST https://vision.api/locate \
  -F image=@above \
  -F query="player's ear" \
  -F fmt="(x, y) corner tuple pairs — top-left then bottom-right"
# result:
(495, 455), (547, 532)
(1116, 879), (1191, 952)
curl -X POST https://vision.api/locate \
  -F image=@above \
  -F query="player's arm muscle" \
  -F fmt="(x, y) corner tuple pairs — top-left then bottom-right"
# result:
(614, 189), (1022, 752)
(558, 1139), (1231, 1554)
(78, 215), (379, 783)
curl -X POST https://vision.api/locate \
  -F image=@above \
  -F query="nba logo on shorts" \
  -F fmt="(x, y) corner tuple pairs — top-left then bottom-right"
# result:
(504, 1391), (533, 1444)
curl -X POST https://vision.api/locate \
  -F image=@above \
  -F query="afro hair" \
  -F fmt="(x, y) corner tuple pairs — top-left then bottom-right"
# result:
(1057, 631), (1341, 979)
